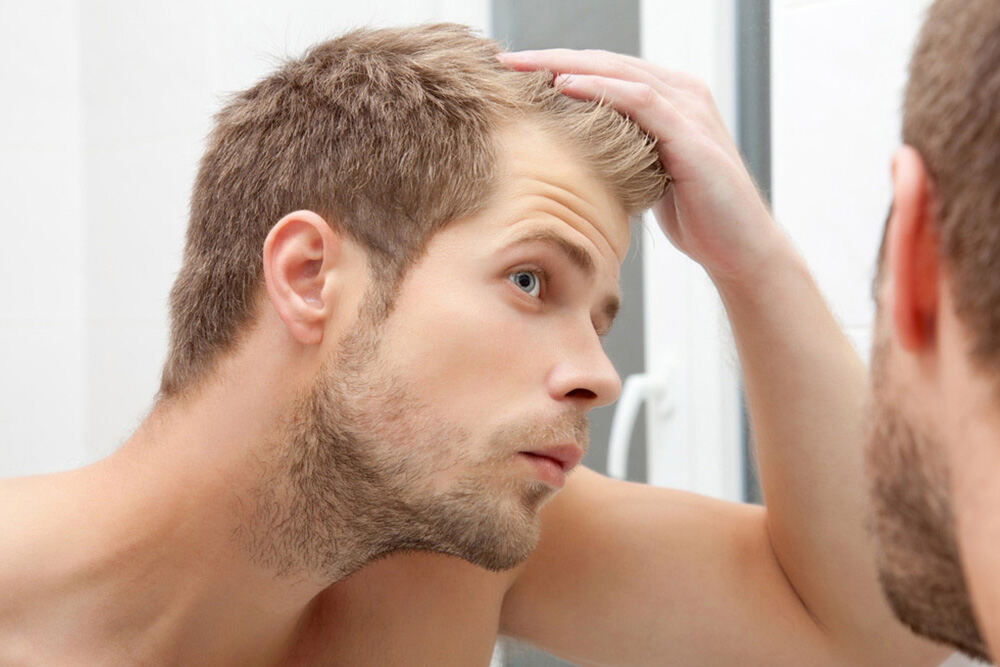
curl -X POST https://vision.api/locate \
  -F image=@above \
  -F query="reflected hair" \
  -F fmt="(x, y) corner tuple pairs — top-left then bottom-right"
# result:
(902, 0), (1000, 378)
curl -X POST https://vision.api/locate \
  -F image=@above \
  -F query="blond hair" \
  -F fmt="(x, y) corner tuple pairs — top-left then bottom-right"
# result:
(161, 23), (667, 397)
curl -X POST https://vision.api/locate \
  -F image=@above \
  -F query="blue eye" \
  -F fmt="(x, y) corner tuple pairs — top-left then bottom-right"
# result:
(509, 270), (541, 298)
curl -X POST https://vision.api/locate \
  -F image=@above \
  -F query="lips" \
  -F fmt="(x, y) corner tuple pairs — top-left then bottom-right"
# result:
(519, 443), (583, 472)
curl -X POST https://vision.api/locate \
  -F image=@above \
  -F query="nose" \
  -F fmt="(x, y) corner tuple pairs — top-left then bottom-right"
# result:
(546, 333), (622, 410)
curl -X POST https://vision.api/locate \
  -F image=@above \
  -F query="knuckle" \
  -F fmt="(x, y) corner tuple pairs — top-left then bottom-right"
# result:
(633, 83), (658, 109)
(676, 72), (710, 98)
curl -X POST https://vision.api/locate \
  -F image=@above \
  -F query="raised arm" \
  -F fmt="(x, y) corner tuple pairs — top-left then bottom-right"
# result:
(497, 49), (950, 666)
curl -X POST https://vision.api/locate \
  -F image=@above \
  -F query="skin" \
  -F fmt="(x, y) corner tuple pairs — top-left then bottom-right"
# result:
(0, 47), (976, 667)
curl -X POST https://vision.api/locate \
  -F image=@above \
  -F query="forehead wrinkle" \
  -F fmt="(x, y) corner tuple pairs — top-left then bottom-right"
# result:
(509, 192), (622, 267)
(498, 213), (620, 290)
(506, 171), (626, 262)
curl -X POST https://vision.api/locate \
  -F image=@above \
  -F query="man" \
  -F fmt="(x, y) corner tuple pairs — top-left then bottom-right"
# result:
(1, 24), (664, 664)
(0, 13), (962, 667)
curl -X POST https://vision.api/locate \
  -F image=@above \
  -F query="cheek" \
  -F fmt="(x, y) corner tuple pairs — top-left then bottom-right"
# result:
(381, 283), (551, 424)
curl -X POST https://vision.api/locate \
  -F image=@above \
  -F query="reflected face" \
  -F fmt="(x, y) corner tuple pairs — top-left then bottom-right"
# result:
(865, 289), (988, 660)
(248, 123), (628, 580)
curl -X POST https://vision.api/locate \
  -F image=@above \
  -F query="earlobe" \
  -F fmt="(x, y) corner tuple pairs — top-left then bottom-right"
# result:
(262, 210), (341, 346)
(887, 145), (939, 353)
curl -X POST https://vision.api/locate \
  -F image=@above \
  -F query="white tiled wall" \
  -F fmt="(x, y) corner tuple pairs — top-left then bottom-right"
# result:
(1, 0), (490, 474)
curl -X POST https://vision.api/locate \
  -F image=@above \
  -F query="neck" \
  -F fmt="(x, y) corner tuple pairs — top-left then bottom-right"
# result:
(0, 373), (330, 664)
(943, 362), (1000, 659)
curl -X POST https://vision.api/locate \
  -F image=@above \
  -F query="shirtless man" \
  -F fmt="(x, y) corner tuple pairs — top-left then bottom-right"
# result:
(0, 4), (979, 664)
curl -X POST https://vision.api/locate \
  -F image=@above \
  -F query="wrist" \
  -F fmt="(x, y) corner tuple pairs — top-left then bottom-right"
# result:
(707, 230), (808, 305)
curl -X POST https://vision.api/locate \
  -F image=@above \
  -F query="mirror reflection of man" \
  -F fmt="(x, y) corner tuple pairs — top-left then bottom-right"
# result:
(0, 2), (989, 665)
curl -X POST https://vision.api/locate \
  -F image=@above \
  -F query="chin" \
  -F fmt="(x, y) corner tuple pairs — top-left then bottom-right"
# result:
(406, 475), (550, 571)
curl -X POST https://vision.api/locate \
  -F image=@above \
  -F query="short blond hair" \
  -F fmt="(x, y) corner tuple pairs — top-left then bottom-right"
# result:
(161, 23), (667, 397)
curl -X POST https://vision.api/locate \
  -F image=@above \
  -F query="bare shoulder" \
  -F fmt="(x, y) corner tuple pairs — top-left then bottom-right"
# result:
(0, 468), (106, 596)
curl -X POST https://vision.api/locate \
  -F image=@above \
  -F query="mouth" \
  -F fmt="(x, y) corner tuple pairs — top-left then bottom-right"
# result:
(521, 444), (584, 471)
(517, 444), (583, 488)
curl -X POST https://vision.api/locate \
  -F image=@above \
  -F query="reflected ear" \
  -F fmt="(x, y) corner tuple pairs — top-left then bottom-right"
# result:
(262, 210), (341, 345)
(887, 145), (939, 353)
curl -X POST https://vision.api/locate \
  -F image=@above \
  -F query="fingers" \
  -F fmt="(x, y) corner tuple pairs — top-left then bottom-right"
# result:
(499, 48), (701, 96)
(500, 48), (673, 100)
(552, 73), (686, 154)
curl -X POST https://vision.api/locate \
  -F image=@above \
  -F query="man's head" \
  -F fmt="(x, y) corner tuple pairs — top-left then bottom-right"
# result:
(865, 0), (1000, 660)
(161, 23), (664, 397)
(163, 24), (666, 580)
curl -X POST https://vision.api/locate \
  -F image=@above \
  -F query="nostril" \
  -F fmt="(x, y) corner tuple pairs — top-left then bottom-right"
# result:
(566, 388), (598, 400)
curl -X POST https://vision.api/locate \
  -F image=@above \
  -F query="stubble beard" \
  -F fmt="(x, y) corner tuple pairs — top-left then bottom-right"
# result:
(865, 325), (989, 661)
(239, 314), (586, 583)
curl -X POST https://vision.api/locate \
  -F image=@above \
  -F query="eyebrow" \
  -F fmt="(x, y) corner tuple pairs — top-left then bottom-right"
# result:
(506, 229), (622, 330)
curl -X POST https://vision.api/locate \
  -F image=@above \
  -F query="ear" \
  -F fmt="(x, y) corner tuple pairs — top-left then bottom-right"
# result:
(887, 145), (939, 353)
(262, 210), (342, 346)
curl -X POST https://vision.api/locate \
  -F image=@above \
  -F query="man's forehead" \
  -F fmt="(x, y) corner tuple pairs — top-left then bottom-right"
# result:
(493, 122), (631, 262)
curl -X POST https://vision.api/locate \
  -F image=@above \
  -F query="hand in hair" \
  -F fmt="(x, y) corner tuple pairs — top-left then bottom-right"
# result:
(500, 49), (784, 288)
